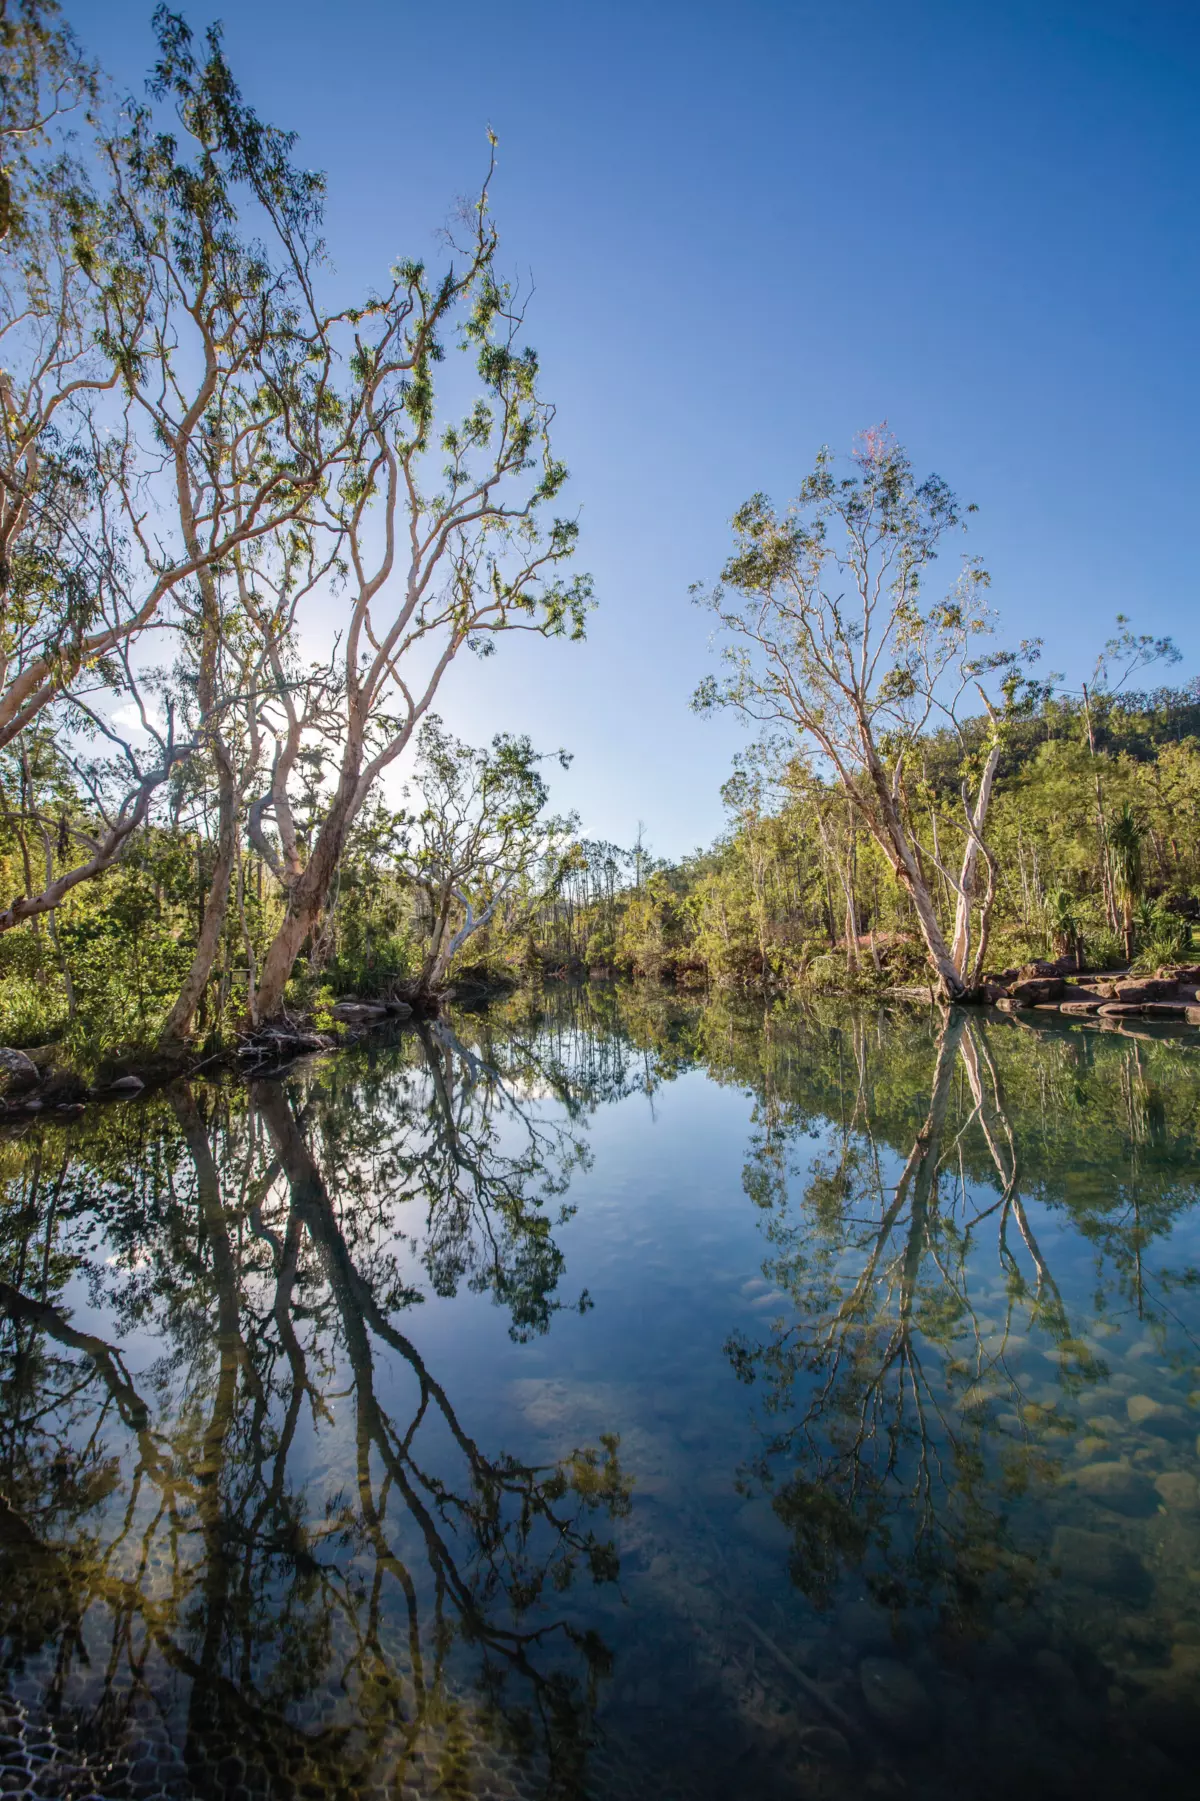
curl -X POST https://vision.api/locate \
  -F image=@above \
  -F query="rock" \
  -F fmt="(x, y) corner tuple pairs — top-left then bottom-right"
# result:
(1127, 1394), (1194, 1439)
(1050, 1526), (1152, 1601)
(1059, 999), (1103, 1014)
(1114, 978), (1178, 1002)
(1138, 1000), (1190, 1016)
(736, 1497), (791, 1554)
(858, 1657), (936, 1743)
(1074, 1461), (1158, 1517)
(1074, 1435), (1110, 1459)
(1008, 976), (1066, 1005)
(1085, 1413), (1127, 1437)
(957, 1382), (1002, 1415)
(1154, 1471), (1200, 1511)
(1187, 1005), (1200, 1026)
(1099, 1002), (1149, 1017)
(0, 1046), (38, 1095)
(837, 1598), (893, 1652)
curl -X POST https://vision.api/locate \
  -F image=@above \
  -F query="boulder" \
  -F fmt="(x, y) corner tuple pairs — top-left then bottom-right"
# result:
(1008, 976), (1066, 1005)
(1155, 1471), (1200, 1511)
(330, 1000), (389, 1023)
(1114, 978), (1178, 1002)
(1051, 1526), (1151, 1600)
(0, 1047), (39, 1096)
(1073, 1461), (1158, 1517)
(858, 1657), (937, 1743)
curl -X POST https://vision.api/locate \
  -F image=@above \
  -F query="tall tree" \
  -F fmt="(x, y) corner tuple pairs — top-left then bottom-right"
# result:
(248, 166), (590, 1019)
(695, 428), (1033, 999)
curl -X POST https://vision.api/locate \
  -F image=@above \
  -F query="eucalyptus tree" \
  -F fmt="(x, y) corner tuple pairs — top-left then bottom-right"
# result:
(397, 716), (577, 998)
(247, 164), (591, 1019)
(695, 429), (1036, 999)
(0, 9), (354, 942)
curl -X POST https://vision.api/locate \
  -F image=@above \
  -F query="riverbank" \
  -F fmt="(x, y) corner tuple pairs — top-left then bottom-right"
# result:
(5, 955), (1200, 1126)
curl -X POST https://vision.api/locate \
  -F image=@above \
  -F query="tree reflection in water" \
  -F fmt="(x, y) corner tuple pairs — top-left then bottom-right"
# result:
(725, 1005), (1200, 1636)
(0, 1023), (633, 1799)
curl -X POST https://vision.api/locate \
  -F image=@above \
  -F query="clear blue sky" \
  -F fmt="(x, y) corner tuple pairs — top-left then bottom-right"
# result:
(78, 0), (1200, 858)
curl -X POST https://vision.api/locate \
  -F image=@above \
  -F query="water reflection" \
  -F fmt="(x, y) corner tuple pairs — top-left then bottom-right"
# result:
(722, 1004), (1200, 1789)
(4, 996), (1200, 1798)
(0, 1023), (633, 1799)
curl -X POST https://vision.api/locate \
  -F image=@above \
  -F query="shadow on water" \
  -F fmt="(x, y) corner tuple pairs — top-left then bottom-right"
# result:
(3, 992), (1200, 1798)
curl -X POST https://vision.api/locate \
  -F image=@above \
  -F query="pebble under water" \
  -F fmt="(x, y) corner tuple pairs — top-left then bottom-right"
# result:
(3, 989), (1200, 1800)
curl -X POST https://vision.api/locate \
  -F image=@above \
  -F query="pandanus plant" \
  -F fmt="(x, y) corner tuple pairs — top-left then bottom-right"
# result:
(1107, 804), (1145, 964)
(1045, 887), (1082, 970)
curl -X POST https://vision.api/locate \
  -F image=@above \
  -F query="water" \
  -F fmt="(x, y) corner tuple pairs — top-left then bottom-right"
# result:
(3, 990), (1200, 1800)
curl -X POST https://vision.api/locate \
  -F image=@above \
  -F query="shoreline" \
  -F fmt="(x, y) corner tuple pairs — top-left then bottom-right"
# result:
(5, 962), (1200, 1127)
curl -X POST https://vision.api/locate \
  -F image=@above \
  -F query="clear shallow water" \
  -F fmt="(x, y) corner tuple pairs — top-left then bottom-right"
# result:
(3, 991), (1200, 1800)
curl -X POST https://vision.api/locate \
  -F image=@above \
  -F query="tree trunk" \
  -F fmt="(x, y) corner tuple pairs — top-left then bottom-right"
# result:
(255, 898), (318, 1020)
(950, 737), (1001, 975)
(160, 765), (237, 1043)
(254, 759), (363, 1019)
(859, 750), (967, 1000)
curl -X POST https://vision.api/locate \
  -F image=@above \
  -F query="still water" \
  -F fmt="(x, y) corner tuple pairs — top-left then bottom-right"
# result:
(3, 990), (1200, 1800)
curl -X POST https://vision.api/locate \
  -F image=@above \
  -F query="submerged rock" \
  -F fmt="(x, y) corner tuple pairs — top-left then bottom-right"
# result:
(1154, 1471), (1200, 1511)
(1050, 1527), (1152, 1601)
(1074, 1461), (1158, 1517)
(858, 1657), (936, 1743)
(1126, 1394), (1194, 1439)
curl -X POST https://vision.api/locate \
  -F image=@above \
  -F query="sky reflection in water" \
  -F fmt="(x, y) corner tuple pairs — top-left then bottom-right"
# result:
(3, 992), (1200, 1801)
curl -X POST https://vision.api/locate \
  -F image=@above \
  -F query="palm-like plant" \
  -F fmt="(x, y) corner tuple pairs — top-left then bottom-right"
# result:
(1045, 888), (1082, 969)
(1107, 804), (1145, 964)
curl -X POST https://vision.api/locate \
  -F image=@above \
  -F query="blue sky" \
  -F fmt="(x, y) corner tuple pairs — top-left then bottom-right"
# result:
(78, 0), (1200, 858)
